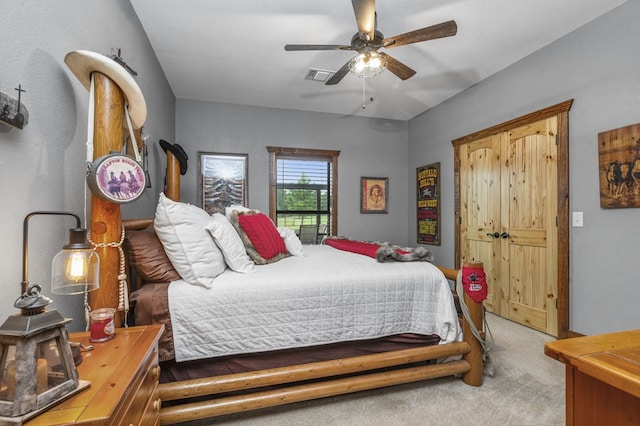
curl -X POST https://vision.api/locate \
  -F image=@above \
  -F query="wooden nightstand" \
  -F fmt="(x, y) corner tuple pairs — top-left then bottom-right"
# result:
(25, 324), (164, 426)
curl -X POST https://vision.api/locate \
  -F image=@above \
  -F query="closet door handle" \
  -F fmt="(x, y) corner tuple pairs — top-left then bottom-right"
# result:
(500, 232), (510, 239)
(486, 232), (500, 239)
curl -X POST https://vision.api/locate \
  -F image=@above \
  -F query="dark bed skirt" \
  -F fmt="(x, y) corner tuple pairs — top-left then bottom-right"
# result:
(159, 332), (442, 384)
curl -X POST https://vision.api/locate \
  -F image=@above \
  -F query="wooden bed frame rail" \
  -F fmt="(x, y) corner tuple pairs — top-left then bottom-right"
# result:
(160, 346), (471, 424)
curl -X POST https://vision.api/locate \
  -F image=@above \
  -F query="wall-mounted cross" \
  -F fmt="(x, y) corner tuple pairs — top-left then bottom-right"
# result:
(14, 84), (25, 113)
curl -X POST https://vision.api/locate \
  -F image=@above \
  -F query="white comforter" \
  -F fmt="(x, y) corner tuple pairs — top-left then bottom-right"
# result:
(168, 245), (462, 362)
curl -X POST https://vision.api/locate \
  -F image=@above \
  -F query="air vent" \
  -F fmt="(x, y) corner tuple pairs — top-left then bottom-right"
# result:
(304, 69), (334, 82)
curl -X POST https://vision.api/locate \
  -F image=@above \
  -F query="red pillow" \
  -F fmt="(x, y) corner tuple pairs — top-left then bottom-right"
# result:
(237, 213), (288, 261)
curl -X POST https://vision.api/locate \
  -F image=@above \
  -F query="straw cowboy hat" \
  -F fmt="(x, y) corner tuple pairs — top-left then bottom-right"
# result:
(159, 139), (189, 175)
(65, 50), (147, 129)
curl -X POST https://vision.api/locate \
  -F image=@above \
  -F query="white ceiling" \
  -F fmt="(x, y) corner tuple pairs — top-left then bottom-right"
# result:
(130, 0), (627, 121)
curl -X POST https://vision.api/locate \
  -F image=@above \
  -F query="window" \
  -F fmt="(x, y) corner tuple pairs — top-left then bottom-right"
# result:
(267, 147), (340, 242)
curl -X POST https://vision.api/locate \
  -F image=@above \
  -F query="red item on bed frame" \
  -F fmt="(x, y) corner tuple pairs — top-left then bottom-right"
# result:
(461, 262), (487, 303)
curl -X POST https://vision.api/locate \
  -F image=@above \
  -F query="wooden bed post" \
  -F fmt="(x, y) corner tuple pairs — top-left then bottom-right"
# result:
(90, 73), (125, 322)
(460, 260), (485, 386)
(435, 264), (484, 386)
(165, 152), (181, 201)
(462, 289), (483, 386)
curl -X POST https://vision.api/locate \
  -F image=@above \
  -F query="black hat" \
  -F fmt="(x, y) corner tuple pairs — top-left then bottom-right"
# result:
(159, 139), (188, 175)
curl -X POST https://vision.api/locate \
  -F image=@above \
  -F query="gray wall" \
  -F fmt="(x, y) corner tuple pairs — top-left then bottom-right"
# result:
(0, 0), (175, 330)
(175, 99), (409, 244)
(408, 0), (639, 335)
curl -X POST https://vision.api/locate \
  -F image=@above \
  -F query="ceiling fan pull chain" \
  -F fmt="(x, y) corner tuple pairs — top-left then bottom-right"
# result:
(362, 77), (366, 109)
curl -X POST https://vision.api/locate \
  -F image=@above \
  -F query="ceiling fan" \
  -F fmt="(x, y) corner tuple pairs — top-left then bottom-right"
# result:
(284, 0), (457, 85)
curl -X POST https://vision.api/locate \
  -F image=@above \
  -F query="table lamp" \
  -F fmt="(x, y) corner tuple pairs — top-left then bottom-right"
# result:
(0, 211), (97, 423)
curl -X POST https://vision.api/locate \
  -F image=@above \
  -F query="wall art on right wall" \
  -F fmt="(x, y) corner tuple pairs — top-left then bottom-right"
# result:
(598, 123), (640, 208)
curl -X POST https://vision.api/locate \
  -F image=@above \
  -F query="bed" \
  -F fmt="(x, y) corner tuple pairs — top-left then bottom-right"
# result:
(117, 163), (484, 425)
(67, 57), (485, 424)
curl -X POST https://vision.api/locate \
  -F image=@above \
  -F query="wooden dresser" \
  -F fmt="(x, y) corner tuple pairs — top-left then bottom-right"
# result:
(26, 324), (164, 426)
(544, 329), (640, 426)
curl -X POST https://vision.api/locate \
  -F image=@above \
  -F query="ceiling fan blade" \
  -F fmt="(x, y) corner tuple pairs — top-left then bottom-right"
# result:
(383, 20), (457, 48)
(285, 44), (351, 51)
(352, 0), (376, 41)
(378, 52), (416, 80)
(325, 61), (351, 85)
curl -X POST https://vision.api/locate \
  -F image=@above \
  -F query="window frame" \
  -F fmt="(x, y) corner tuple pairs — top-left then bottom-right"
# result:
(267, 146), (340, 237)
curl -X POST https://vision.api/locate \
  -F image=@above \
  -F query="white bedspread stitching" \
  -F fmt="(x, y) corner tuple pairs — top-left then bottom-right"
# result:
(168, 245), (462, 362)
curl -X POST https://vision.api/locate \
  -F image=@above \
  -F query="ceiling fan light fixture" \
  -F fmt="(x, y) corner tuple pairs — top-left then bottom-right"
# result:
(348, 51), (386, 78)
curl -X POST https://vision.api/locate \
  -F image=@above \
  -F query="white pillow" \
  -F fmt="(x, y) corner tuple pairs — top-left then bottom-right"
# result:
(154, 193), (226, 288)
(206, 213), (254, 273)
(278, 227), (304, 257)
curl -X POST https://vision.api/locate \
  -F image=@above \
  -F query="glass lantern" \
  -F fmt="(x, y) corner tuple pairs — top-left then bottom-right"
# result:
(0, 285), (89, 423)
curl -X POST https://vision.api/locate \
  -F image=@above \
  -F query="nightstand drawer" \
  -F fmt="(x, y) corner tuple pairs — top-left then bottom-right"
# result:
(116, 346), (161, 426)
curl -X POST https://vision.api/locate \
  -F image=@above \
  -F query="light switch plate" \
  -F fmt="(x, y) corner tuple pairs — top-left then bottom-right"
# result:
(572, 211), (584, 227)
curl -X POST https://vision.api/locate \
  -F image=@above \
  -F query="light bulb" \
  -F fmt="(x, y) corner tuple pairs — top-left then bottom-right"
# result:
(348, 51), (386, 78)
(51, 227), (100, 295)
(65, 251), (88, 282)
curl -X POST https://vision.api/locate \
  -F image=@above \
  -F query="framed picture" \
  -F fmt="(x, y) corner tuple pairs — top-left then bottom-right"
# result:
(199, 152), (248, 214)
(416, 162), (441, 245)
(598, 123), (640, 208)
(361, 177), (388, 214)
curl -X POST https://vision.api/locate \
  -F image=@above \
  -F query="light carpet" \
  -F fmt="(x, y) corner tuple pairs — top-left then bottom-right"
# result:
(175, 313), (565, 425)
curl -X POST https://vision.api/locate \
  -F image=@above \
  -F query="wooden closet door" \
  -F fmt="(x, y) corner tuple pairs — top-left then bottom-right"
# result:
(458, 117), (559, 336)
(454, 100), (571, 338)
(459, 134), (502, 315)
(504, 117), (558, 335)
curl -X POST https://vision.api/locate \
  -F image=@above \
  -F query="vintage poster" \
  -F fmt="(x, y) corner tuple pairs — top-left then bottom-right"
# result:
(416, 163), (440, 245)
(360, 177), (388, 213)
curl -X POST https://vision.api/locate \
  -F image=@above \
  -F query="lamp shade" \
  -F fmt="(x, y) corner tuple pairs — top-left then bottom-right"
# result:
(51, 228), (99, 295)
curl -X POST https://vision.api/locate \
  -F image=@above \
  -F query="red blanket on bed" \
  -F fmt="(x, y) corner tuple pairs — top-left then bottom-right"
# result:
(325, 238), (381, 258)
(325, 238), (411, 259)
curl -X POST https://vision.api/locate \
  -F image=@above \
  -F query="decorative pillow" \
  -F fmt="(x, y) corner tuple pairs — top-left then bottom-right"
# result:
(225, 204), (256, 220)
(278, 227), (304, 257)
(205, 213), (254, 273)
(154, 193), (226, 288)
(230, 211), (290, 265)
(124, 228), (181, 283)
